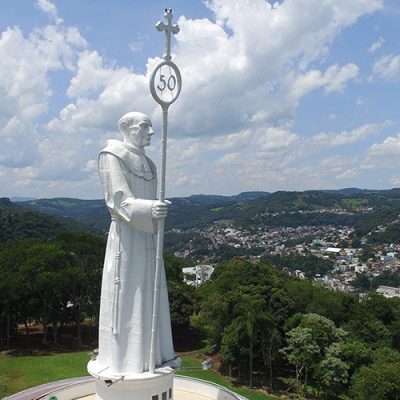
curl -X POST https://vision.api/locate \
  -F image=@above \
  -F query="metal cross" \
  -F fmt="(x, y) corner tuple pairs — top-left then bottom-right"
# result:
(156, 8), (180, 61)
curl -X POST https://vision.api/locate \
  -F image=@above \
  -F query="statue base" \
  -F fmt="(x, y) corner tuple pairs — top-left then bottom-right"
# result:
(93, 371), (173, 400)
(88, 359), (178, 400)
(7, 375), (247, 400)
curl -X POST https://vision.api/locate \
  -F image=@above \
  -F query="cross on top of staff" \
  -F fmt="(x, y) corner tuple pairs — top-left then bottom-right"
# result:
(156, 8), (180, 61)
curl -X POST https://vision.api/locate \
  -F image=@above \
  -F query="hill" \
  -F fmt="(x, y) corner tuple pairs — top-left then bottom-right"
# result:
(17, 197), (109, 235)
(15, 188), (400, 237)
(17, 192), (270, 233)
(0, 198), (86, 243)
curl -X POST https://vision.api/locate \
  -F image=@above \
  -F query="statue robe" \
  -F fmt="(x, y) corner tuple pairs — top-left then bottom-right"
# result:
(95, 140), (174, 376)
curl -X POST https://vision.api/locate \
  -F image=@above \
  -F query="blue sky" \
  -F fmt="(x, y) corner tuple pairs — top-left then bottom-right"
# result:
(0, 0), (399, 199)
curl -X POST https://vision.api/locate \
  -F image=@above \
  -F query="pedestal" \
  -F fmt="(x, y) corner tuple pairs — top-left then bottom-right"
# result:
(88, 360), (175, 400)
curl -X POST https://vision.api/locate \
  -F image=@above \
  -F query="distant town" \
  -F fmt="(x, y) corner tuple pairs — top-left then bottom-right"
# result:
(171, 206), (400, 298)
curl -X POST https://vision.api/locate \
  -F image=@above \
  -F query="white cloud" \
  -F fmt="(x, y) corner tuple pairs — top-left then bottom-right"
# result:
(368, 36), (384, 53)
(359, 134), (400, 178)
(373, 54), (400, 81)
(311, 121), (393, 147)
(67, 51), (129, 98)
(356, 97), (366, 106)
(216, 152), (241, 166)
(289, 63), (359, 102)
(335, 168), (359, 180)
(129, 40), (145, 53)
(45, 0), (383, 140)
(368, 134), (400, 158)
(390, 177), (400, 187)
(254, 126), (298, 152)
(209, 130), (252, 150)
(36, 0), (63, 25)
(0, 117), (39, 168)
(0, 21), (86, 127)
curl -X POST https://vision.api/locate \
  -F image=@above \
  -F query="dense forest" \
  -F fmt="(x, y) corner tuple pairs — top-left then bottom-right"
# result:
(194, 258), (400, 399)
(0, 232), (195, 349)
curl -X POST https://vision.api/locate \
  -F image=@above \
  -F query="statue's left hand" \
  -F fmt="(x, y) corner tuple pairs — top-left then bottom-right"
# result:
(152, 200), (171, 220)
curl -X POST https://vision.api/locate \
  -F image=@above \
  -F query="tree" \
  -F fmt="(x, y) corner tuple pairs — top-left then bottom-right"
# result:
(195, 259), (284, 345)
(360, 246), (375, 262)
(352, 362), (400, 400)
(284, 279), (314, 314)
(233, 293), (270, 388)
(221, 319), (248, 378)
(372, 346), (400, 364)
(282, 313), (347, 392)
(54, 231), (105, 344)
(339, 340), (372, 375)
(343, 303), (391, 348)
(281, 326), (319, 388)
(168, 281), (195, 329)
(366, 292), (395, 325)
(351, 274), (371, 292)
(306, 289), (351, 325)
(20, 242), (73, 344)
(314, 343), (349, 397)
(297, 313), (347, 352)
(260, 327), (281, 390)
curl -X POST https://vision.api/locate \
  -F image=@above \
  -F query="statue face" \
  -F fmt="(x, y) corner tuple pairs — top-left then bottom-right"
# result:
(126, 117), (154, 148)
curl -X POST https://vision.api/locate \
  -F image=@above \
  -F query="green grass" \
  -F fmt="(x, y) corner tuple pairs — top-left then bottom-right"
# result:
(0, 352), (278, 400)
(0, 351), (90, 397)
(342, 198), (368, 210)
(179, 355), (278, 400)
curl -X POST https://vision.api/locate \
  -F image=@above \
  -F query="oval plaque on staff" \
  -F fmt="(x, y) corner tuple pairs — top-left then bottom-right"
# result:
(150, 60), (182, 108)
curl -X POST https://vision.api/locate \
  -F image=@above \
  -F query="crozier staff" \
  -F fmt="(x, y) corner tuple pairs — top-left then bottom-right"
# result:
(149, 8), (182, 373)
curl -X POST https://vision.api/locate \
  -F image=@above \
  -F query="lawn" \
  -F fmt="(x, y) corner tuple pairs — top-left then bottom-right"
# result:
(179, 355), (278, 400)
(0, 351), (89, 397)
(0, 352), (278, 400)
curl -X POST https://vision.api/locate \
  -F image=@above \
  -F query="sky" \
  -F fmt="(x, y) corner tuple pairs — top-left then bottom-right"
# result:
(0, 0), (399, 199)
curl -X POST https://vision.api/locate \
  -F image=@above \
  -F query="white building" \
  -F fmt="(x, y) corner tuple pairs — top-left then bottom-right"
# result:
(182, 264), (215, 287)
(376, 285), (400, 298)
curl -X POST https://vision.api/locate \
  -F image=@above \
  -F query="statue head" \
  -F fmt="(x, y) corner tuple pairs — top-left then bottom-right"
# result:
(118, 112), (154, 149)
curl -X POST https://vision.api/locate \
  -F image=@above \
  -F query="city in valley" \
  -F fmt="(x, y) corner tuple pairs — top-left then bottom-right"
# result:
(169, 204), (400, 297)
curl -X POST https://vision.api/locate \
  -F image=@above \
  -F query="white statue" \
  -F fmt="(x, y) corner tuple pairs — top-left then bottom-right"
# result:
(93, 111), (176, 377)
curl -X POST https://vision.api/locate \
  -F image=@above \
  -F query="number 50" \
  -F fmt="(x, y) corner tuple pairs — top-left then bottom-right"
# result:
(157, 74), (177, 91)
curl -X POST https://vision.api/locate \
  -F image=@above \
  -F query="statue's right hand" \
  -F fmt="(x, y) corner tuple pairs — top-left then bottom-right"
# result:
(152, 200), (171, 220)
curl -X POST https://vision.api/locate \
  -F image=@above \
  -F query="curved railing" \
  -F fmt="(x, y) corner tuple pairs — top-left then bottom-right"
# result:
(4, 375), (248, 400)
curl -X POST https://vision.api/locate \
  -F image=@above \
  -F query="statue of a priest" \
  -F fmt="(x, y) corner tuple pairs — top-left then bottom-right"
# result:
(93, 111), (175, 376)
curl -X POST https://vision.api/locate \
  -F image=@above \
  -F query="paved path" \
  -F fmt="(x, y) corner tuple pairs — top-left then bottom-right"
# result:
(4, 377), (94, 400)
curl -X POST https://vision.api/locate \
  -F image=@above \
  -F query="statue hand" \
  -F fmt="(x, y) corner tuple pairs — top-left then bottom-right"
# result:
(152, 200), (171, 220)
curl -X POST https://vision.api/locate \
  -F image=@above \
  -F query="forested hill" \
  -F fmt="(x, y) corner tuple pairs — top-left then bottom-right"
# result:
(16, 197), (110, 235)
(15, 188), (400, 235)
(16, 192), (270, 234)
(0, 198), (87, 242)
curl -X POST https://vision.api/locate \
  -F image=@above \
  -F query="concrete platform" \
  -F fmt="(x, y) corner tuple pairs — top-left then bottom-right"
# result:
(5, 375), (247, 400)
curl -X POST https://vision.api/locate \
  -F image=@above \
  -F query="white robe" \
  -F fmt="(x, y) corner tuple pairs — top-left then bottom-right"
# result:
(96, 140), (174, 376)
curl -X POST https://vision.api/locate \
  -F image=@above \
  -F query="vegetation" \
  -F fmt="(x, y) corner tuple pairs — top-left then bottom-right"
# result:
(5, 250), (400, 398)
(3, 188), (400, 398)
(15, 189), (400, 237)
(0, 233), (195, 349)
(261, 254), (333, 278)
(0, 351), (89, 397)
(193, 258), (400, 398)
(353, 271), (400, 292)
(0, 351), (277, 399)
